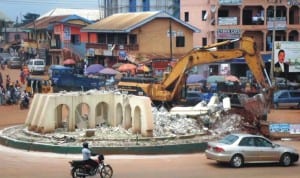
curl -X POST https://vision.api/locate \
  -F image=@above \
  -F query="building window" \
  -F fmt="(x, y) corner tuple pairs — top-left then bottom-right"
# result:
(184, 12), (189, 22)
(107, 33), (114, 44)
(202, 10), (207, 21)
(117, 34), (127, 44)
(202, 38), (207, 46)
(14, 34), (20, 40)
(143, 0), (150, 11)
(129, 34), (137, 44)
(176, 36), (185, 47)
(129, 0), (136, 12)
(97, 33), (106, 44)
(71, 34), (80, 44)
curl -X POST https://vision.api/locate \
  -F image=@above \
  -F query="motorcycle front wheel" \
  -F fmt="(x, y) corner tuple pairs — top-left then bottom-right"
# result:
(100, 164), (113, 178)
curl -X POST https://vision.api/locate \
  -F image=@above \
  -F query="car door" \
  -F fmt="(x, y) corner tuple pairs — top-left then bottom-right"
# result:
(238, 137), (258, 162)
(254, 137), (281, 162)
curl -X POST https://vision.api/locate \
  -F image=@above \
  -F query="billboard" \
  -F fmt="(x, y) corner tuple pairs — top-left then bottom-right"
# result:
(274, 41), (300, 73)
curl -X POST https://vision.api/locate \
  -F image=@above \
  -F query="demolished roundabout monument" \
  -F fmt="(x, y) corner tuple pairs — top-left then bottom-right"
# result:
(0, 90), (263, 154)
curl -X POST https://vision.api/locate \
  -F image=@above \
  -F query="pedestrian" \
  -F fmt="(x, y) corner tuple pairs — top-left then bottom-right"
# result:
(5, 75), (10, 90)
(20, 68), (25, 85)
(0, 85), (5, 105)
(0, 71), (3, 87)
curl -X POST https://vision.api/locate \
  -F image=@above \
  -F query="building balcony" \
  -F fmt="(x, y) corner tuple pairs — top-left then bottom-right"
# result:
(86, 43), (139, 51)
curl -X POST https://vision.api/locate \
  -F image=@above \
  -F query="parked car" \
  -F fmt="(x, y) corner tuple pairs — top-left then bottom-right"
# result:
(7, 57), (22, 69)
(273, 90), (300, 109)
(27, 58), (46, 74)
(0, 53), (13, 64)
(205, 133), (299, 168)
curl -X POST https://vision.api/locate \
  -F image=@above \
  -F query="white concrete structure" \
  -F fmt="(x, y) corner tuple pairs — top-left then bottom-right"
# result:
(25, 90), (154, 137)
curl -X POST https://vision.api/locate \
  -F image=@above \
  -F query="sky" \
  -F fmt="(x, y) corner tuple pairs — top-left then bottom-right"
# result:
(0, 0), (101, 22)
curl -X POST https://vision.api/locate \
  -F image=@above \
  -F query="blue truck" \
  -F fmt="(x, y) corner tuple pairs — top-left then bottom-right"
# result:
(49, 65), (106, 92)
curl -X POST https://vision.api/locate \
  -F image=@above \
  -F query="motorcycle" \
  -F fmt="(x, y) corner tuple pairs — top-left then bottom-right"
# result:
(69, 154), (113, 178)
(20, 94), (30, 109)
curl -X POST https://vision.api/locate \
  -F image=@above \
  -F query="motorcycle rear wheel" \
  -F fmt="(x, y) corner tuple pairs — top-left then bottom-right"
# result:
(71, 167), (86, 178)
(100, 164), (113, 178)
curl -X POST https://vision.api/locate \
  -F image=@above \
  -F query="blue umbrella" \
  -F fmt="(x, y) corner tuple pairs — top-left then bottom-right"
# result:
(86, 64), (104, 74)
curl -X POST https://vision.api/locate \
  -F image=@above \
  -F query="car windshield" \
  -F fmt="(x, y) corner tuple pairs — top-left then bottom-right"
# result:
(218, 134), (239, 145)
(34, 61), (44, 65)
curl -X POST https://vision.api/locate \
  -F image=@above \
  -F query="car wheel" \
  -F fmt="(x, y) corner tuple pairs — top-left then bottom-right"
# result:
(230, 154), (244, 168)
(280, 153), (292, 166)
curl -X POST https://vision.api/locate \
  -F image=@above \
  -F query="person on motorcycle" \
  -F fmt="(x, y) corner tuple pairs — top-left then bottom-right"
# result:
(82, 142), (98, 172)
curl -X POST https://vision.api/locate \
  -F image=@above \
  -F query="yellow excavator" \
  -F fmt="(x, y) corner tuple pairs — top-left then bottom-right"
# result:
(118, 37), (273, 122)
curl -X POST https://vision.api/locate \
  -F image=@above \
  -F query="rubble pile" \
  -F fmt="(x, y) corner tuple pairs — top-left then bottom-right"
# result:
(152, 107), (205, 137)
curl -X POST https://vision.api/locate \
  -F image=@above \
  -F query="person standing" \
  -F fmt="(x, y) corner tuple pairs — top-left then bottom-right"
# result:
(5, 75), (10, 90)
(0, 71), (3, 87)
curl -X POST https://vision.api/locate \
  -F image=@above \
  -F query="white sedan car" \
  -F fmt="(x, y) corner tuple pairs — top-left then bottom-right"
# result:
(205, 133), (299, 168)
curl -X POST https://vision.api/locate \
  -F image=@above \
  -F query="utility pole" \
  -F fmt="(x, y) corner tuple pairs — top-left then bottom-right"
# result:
(270, 0), (278, 84)
(169, 20), (173, 61)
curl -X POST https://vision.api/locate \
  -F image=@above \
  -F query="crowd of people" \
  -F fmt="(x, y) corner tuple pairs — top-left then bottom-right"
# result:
(0, 67), (30, 106)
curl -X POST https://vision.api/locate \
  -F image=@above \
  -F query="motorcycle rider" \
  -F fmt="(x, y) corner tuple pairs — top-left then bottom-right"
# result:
(20, 90), (29, 108)
(82, 142), (98, 172)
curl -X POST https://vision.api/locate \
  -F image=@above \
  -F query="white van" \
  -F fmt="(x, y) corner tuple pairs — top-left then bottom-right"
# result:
(27, 59), (46, 74)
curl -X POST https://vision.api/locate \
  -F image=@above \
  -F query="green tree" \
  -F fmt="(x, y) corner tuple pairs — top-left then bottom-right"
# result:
(20, 13), (40, 26)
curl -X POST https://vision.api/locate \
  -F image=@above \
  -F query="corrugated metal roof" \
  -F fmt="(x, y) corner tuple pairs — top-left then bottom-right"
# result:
(38, 8), (103, 21)
(24, 15), (69, 30)
(81, 11), (200, 33)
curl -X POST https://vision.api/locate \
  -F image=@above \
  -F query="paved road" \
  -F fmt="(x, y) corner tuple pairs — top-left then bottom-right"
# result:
(1, 68), (300, 178)
(0, 141), (300, 178)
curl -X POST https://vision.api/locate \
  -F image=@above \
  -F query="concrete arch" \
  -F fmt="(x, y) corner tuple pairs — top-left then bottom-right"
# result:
(55, 104), (69, 130)
(132, 106), (142, 134)
(124, 104), (132, 129)
(116, 103), (123, 126)
(95, 102), (109, 126)
(25, 91), (154, 137)
(75, 102), (90, 129)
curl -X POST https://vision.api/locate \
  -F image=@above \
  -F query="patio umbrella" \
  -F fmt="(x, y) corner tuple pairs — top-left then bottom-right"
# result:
(99, 67), (120, 75)
(207, 75), (226, 83)
(225, 75), (240, 82)
(187, 74), (206, 84)
(136, 64), (151, 73)
(63, 58), (76, 65)
(112, 63), (124, 69)
(86, 64), (104, 74)
(117, 63), (137, 72)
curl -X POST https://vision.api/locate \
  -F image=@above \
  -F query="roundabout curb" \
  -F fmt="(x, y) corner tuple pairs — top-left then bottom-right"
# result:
(0, 126), (208, 155)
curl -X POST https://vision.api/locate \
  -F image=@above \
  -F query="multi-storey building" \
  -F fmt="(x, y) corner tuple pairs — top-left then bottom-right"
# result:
(181, 0), (300, 81)
(101, 0), (180, 18)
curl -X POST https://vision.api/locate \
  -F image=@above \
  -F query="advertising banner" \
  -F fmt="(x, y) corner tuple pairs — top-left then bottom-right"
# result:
(274, 41), (300, 73)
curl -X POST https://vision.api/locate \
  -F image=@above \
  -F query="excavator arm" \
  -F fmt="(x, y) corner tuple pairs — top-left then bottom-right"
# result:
(118, 36), (271, 102)
(152, 37), (270, 101)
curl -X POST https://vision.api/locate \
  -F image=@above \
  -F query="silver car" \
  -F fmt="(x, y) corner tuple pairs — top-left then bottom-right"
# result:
(205, 133), (299, 168)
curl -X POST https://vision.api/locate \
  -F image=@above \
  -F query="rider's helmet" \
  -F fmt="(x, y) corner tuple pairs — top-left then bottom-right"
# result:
(82, 142), (89, 148)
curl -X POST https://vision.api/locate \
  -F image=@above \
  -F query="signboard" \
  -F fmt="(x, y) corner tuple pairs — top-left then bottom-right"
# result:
(269, 123), (290, 133)
(219, 0), (242, 5)
(217, 29), (240, 39)
(290, 124), (300, 134)
(267, 17), (287, 30)
(274, 41), (300, 73)
(288, 0), (300, 5)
